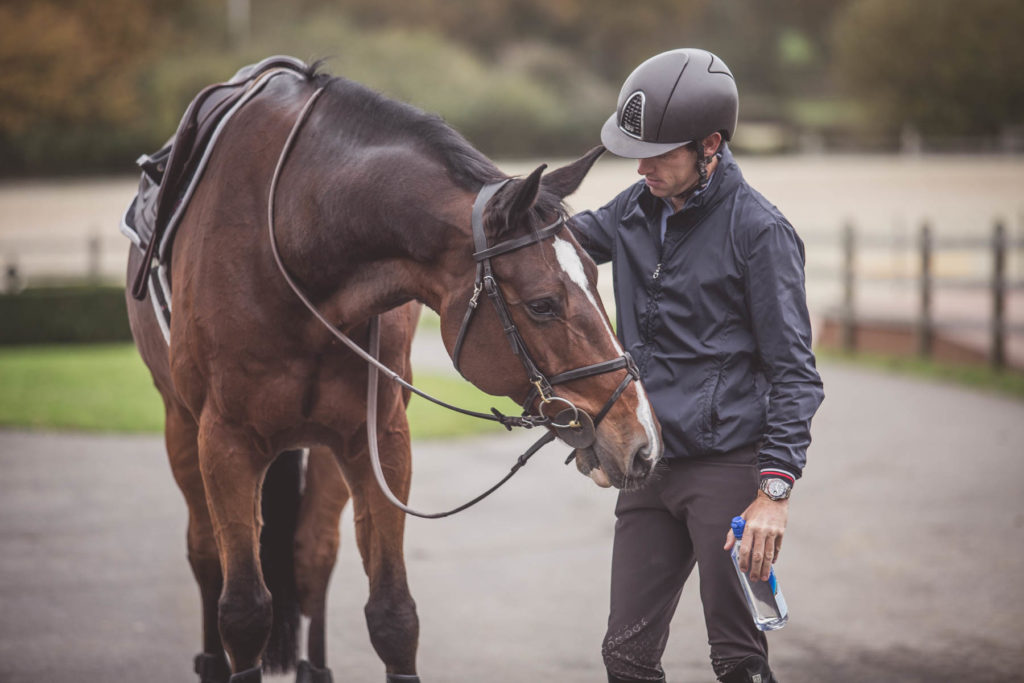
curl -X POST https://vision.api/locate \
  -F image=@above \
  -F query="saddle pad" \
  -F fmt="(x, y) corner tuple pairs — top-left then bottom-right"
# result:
(119, 55), (311, 340)
(120, 55), (309, 257)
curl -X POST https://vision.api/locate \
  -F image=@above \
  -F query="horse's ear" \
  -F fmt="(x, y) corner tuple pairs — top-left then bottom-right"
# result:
(542, 146), (605, 199)
(505, 164), (547, 222)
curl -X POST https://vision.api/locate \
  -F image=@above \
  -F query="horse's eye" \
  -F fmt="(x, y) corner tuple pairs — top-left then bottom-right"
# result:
(527, 299), (557, 318)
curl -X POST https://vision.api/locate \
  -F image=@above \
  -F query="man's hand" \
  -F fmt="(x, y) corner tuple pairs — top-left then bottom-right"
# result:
(723, 492), (789, 582)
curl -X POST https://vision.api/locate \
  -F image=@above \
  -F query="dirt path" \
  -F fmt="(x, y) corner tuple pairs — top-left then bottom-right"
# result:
(1, 361), (1022, 682)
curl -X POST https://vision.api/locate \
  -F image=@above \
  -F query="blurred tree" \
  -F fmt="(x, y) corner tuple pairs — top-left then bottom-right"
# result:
(15, 0), (1015, 172)
(0, 0), (160, 134)
(335, 0), (705, 79)
(833, 0), (1024, 135)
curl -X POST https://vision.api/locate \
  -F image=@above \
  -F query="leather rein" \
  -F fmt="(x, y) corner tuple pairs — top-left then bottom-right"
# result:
(268, 86), (639, 518)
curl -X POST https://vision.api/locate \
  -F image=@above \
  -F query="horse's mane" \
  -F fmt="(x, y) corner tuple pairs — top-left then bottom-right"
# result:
(309, 67), (503, 191)
(307, 62), (565, 226)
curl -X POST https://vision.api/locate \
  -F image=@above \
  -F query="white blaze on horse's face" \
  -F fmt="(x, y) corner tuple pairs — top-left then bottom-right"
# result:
(552, 237), (661, 459)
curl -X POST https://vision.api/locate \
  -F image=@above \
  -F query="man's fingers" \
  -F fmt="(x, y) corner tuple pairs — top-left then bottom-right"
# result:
(760, 544), (775, 581)
(747, 534), (767, 581)
(737, 536), (750, 573)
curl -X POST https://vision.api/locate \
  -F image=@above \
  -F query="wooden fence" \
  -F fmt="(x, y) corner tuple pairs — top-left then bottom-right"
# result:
(813, 220), (1024, 369)
(2, 233), (119, 291)
(3, 221), (1024, 369)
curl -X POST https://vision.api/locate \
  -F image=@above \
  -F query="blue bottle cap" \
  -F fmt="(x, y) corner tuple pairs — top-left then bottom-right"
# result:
(731, 516), (746, 539)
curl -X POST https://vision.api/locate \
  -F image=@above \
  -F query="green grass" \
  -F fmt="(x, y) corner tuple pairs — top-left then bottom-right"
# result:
(0, 344), (164, 432)
(0, 344), (518, 438)
(818, 349), (1024, 400)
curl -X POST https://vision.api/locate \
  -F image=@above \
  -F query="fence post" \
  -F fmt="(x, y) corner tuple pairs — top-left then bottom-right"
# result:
(87, 233), (101, 284)
(991, 220), (1006, 370)
(917, 222), (933, 358)
(4, 257), (19, 294)
(841, 222), (856, 352)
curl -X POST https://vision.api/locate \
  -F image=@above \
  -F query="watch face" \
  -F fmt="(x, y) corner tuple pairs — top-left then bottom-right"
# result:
(766, 479), (790, 498)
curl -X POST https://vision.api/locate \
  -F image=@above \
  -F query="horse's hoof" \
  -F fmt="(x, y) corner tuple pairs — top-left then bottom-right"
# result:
(385, 674), (421, 683)
(296, 660), (334, 683)
(228, 666), (262, 683)
(194, 653), (231, 683)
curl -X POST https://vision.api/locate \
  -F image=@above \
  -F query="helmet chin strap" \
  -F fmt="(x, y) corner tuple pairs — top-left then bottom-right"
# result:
(696, 146), (709, 188)
(672, 144), (716, 205)
(670, 145), (707, 204)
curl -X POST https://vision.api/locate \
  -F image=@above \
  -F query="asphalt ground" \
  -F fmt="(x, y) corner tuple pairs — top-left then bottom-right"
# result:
(2, 361), (1023, 682)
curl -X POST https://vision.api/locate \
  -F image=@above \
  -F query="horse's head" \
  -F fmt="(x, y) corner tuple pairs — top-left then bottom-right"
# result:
(439, 146), (662, 489)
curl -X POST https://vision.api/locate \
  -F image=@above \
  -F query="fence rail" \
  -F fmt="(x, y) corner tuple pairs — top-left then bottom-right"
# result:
(1, 233), (124, 291)
(3, 220), (1023, 369)
(831, 220), (1021, 369)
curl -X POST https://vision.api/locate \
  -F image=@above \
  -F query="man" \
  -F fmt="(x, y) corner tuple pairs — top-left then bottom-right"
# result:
(570, 49), (824, 683)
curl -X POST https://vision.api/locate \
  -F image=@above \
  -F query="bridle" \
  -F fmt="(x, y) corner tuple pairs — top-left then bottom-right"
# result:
(451, 178), (640, 448)
(267, 85), (640, 518)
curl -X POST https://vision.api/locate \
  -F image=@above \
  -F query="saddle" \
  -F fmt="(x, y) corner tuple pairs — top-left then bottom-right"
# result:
(121, 56), (311, 306)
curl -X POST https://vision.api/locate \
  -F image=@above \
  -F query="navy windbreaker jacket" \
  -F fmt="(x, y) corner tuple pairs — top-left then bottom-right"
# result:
(571, 146), (824, 478)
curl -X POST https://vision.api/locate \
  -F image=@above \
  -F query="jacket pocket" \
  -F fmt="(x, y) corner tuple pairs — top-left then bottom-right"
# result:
(698, 361), (724, 454)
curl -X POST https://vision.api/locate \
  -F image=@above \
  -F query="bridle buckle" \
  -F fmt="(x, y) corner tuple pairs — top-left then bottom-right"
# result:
(468, 281), (483, 309)
(532, 376), (553, 403)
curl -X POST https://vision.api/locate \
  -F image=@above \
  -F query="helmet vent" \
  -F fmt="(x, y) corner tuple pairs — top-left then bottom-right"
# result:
(619, 91), (645, 139)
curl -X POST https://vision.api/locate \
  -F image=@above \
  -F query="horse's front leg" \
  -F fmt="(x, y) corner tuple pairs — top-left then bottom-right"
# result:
(294, 446), (350, 683)
(165, 401), (233, 683)
(339, 411), (421, 682)
(198, 414), (275, 681)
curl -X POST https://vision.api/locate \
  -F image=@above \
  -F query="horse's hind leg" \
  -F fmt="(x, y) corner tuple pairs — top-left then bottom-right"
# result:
(165, 402), (232, 683)
(294, 446), (350, 682)
(339, 417), (420, 682)
(198, 414), (276, 680)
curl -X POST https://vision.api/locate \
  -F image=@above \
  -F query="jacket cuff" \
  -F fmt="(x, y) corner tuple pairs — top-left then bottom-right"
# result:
(758, 465), (798, 486)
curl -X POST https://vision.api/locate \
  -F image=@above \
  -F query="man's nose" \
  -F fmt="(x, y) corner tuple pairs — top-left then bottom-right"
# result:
(637, 158), (652, 175)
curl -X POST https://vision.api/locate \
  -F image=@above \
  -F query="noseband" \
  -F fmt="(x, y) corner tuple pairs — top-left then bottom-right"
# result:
(268, 86), (640, 518)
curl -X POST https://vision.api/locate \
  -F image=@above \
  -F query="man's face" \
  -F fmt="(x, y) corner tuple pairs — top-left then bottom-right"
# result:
(636, 144), (699, 200)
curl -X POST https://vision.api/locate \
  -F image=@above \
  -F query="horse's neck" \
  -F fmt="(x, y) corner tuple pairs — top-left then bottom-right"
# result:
(278, 168), (472, 326)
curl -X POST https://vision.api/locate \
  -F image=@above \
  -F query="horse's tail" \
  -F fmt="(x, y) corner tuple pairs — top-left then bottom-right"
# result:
(259, 449), (304, 674)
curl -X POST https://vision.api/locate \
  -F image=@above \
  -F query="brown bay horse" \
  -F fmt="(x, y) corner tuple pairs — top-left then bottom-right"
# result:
(126, 61), (661, 683)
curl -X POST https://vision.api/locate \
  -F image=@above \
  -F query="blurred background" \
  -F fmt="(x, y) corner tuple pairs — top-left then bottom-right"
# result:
(2, 0), (1023, 172)
(1, 0), (1022, 369)
(1, 2), (1023, 681)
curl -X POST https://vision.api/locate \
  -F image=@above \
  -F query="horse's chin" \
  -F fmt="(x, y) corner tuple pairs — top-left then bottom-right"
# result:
(573, 446), (617, 489)
(588, 466), (612, 488)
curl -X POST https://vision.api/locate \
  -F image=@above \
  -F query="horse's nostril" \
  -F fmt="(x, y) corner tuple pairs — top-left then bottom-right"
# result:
(628, 445), (654, 481)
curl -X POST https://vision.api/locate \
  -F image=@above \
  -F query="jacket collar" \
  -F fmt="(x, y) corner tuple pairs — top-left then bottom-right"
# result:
(638, 144), (741, 220)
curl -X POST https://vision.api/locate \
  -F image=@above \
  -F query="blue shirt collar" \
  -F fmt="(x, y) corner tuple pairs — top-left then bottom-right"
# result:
(659, 154), (721, 242)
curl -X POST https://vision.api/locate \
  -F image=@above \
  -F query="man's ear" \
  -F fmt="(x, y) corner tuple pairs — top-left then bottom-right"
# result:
(703, 132), (723, 157)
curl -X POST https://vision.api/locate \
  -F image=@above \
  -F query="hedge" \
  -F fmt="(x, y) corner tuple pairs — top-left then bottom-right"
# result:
(0, 286), (133, 344)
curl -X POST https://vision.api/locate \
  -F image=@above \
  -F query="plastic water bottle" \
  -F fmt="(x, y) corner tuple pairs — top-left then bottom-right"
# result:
(730, 516), (788, 631)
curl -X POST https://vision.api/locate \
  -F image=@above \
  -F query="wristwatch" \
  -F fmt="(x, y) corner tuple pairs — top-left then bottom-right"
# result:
(759, 477), (792, 501)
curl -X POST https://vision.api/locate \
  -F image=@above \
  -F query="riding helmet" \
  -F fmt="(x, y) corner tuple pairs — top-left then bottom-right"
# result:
(600, 48), (739, 159)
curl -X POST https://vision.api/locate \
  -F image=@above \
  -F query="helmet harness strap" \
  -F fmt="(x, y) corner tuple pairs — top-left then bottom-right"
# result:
(670, 141), (709, 205)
